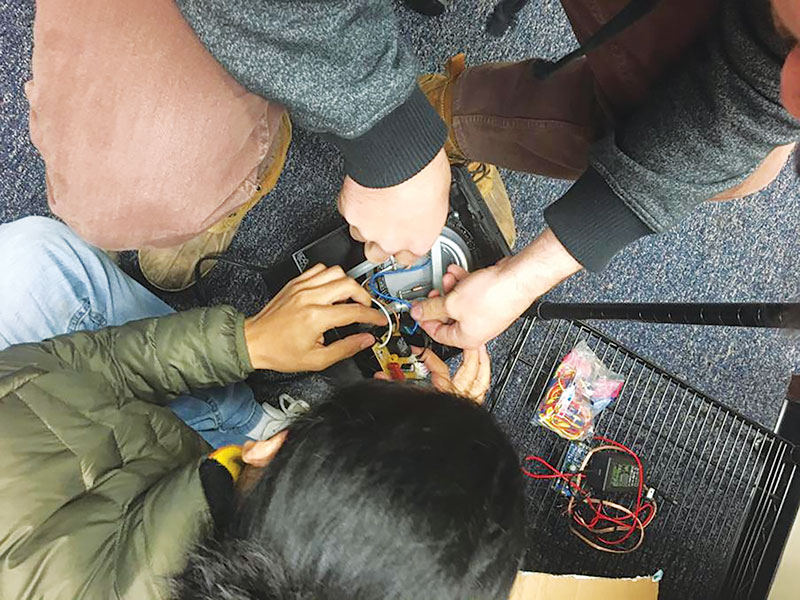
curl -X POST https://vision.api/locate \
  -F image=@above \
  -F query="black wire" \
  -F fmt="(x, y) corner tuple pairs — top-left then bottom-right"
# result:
(531, 0), (661, 78)
(487, 0), (530, 36)
(193, 254), (313, 385)
(468, 162), (489, 185)
(193, 254), (275, 305)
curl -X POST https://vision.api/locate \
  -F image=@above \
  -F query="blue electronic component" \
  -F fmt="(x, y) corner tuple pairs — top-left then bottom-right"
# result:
(368, 259), (432, 335)
(553, 441), (592, 498)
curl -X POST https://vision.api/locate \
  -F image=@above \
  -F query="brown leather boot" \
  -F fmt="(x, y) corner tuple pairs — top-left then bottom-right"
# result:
(139, 113), (292, 292)
(419, 55), (517, 249)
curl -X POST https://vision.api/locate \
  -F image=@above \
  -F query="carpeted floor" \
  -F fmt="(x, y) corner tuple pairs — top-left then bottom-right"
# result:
(1, 0), (798, 428)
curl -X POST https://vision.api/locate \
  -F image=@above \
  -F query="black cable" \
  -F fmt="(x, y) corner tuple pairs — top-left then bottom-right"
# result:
(193, 254), (275, 305)
(530, 301), (800, 329)
(487, 0), (530, 36)
(403, 0), (447, 16)
(531, 0), (660, 78)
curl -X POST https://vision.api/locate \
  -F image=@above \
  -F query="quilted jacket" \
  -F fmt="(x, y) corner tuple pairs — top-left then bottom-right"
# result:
(0, 306), (253, 599)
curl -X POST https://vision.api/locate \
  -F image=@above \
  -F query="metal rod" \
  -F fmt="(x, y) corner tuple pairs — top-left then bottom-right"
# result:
(532, 302), (800, 329)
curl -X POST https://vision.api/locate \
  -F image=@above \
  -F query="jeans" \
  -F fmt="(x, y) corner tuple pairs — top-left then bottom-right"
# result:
(0, 216), (263, 448)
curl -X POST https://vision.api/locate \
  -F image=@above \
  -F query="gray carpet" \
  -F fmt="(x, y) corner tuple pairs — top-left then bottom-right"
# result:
(1, 0), (798, 429)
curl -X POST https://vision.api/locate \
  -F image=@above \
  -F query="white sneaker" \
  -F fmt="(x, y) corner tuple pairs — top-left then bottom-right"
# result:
(256, 394), (310, 440)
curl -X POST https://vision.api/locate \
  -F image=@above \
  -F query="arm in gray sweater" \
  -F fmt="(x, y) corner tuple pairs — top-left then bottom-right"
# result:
(545, 0), (800, 271)
(175, 0), (446, 188)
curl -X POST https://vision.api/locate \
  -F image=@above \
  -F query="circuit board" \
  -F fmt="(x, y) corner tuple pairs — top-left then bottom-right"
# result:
(372, 334), (429, 381)
(552, 441), (591, 497)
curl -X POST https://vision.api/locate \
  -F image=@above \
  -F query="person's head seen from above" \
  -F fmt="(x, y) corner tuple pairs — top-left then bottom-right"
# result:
(175, 381), (527, 600)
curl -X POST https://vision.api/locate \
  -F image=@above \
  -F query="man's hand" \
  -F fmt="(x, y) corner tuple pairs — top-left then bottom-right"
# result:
(374, 345), (491, 404)
(410, 229), (583, 349)
(338, 148), (450, 265)
(244, 264), (387, 372)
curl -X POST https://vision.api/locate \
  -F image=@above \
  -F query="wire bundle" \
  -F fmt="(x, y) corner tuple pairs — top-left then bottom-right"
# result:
(366, 259), (431, 336)
(536, 365), (593, 440)
(522, 436), (657, 553)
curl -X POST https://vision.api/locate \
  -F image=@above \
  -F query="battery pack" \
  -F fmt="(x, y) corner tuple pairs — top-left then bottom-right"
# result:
(585, 453), (641, 495)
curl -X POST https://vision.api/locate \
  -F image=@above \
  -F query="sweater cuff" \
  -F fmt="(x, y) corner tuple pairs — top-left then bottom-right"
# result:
(326, 85), (447, 188)
(199, 459), (235, 529)
(544, 168), (654, 272)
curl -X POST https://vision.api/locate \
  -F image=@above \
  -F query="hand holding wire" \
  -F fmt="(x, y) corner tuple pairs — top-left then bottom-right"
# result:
(366, 258), (432, 337)
(244, 264), (387, 372)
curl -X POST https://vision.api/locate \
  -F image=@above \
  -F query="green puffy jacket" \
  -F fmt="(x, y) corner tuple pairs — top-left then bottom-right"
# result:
(0, 306), (253, 599)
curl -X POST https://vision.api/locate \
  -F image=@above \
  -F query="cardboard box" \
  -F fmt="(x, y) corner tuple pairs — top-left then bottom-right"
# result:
(510, 571), (659, 600)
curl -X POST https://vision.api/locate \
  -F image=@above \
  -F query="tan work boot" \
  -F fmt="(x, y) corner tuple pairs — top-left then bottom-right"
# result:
(139, 113), (292, 292)
(467, 162), (516, 250)
(419, 54), (516, 249)
(418, 53), (468, 163)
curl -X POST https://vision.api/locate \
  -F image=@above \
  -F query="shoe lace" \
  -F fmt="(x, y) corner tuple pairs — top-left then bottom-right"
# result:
(279, 393), (310, 418)
(259, 394), (311, 439)
(468, 161), (491, 185)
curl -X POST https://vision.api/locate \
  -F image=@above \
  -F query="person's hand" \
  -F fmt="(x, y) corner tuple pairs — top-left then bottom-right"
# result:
(373, 345), (491, 404)
(244, 264), (387, 372)
(418, 345), (491, 404)
(411, 262), (524, 349)
(410, 229), (583, 349)
(338, 148), (450, 266)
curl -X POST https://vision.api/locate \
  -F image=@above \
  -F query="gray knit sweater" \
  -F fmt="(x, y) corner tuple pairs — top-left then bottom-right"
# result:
(177, 0), (800, 270)
(546, 0), (800, 269)
(175, 0), (446, 189)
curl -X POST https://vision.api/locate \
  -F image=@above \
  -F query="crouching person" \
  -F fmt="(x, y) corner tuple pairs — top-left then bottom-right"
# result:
(0, 216), (387, 448)
(0, 217), (525, 599)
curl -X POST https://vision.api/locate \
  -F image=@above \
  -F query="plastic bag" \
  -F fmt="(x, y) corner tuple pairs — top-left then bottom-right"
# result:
(533, 341), (624, 441)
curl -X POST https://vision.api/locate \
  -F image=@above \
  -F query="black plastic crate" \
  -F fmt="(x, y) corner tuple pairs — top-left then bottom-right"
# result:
(488, 317), (799, 600)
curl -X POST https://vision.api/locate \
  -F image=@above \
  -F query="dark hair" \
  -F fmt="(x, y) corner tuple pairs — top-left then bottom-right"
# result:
(175, 381), (525, 599)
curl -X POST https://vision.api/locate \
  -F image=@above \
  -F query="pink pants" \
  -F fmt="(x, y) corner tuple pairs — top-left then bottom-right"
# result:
(26, 0), (286, 249)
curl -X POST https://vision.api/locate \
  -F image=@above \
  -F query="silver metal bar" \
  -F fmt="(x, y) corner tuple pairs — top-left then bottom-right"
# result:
(705, 419), (752, 549)
(430, 237), (444, 294)
(660, 394), (713, 525)
(674, 409), (729, 540)
(730, 441), (786, 593)
(646, 384), (683, 475)
(727, 435), (776, 586)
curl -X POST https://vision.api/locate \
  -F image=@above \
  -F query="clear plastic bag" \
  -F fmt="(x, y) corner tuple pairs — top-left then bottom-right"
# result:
(533, 341), (624, 441)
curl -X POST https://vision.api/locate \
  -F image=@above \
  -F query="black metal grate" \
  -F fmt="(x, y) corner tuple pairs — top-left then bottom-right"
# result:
(488, 317), (797, 600)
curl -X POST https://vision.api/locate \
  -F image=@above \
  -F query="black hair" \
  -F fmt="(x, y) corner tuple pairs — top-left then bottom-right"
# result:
(175, 381), (525, 599)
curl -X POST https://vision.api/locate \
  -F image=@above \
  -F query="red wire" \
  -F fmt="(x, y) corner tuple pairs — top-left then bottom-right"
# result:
(592, 436), (646, 546)
(522, 436), (655, 550)
(522, 455), (586, 498)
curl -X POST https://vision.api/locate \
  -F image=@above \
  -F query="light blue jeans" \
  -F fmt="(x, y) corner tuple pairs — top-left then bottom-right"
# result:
(0, 216), (263, 448)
